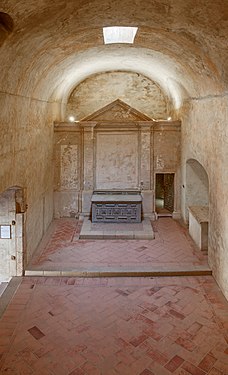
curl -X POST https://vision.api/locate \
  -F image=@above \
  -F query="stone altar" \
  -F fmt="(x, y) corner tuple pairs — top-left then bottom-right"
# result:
(91, 192), (142, 223)
(54, 99), (181, 219)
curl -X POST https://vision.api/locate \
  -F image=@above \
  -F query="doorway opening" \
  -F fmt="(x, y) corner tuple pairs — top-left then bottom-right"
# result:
(0, 186), (25, 281)
(155, 173), (174, 216)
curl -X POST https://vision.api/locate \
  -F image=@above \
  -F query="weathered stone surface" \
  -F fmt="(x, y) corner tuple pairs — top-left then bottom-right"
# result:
(154, 126), (181, 171)
(66, 72), (168, 120)
(60, 145), (79, 189)
(188, 206), (209, 251)
(0, 188), (24, 279)
(181, 95), (228, 299)
(0, 93), (54, 268)
(53, 102), (181, 218)
(96, 132), (139, 190)
(0, 0), (227, 300)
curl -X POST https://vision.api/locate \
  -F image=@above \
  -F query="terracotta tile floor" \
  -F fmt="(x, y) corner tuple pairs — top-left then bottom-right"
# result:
(0, 276), (228, 374)
(0, 283), (8, 298)
(27, 218), (210, 274)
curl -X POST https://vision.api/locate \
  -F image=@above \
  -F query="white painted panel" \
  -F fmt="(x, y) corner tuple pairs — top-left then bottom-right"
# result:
(0, 225), (11, 239)
(96, 132), (139, 190)
(60, 145), (79, 189)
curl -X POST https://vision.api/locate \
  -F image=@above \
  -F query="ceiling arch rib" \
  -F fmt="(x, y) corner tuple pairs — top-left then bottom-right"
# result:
(26, 42), (202, 116)
(9, 39), (222, 123)
(0, 0), (227, 91)
(0, 1), (226, 114)
(13, 26), (221, 107)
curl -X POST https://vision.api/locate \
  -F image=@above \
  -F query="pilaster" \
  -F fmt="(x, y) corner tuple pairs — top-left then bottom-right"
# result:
(80, 122), (97, 214)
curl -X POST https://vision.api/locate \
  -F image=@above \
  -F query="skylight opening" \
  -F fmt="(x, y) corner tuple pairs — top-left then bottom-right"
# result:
(103, 26), (138, 44)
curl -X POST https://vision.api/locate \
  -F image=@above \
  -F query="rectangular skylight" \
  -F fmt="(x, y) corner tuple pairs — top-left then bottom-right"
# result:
(103, 26), (138, 44)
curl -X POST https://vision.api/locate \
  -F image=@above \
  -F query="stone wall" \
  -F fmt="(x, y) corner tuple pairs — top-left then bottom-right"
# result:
(0, 188), (24, 280)
(54, 115), (181, 218)
(0, 189), (16, 280)
(66, 72), (169, 121)
(154, 126), (181, 172)
(185, 159), (209, 220)
(181, 95), (228, 299)
(54, 128), (82, 218)
(0, 93), (54, 269)
(96, 132), (139, 190)
(154, 124), (181, 214)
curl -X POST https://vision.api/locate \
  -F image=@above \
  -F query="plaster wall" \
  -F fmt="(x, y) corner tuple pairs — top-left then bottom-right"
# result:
(0, 187), (25, 279)
(154, 128), (181, 172)
(66, 72), (169, 121)
(154, 126), (181, 214)
(181, 95), (228, 299)
(188, 207), (209, 251)
(185, 159), (209, 220)
(0, 93), (54, 269)
(54, 129), (82, 218)
(95, 132), (139, 190)
(53, 117), (181, 218)
(189, 213), (204, 250)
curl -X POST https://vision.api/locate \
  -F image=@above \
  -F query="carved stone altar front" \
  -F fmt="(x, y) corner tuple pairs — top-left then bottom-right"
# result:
(91, 192), (142, 223)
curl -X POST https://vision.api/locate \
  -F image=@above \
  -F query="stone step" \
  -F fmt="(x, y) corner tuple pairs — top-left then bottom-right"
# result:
(25, 267), (212, 277)
(79, 217), (155, 239)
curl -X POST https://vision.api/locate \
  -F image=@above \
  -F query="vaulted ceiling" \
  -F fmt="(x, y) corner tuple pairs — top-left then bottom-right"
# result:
(1, 0), (227, 112)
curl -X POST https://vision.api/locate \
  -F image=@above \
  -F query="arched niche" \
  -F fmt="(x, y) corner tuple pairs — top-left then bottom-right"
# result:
(186, 159), (209, 251)
(185, 159), (209, 220)
(65, 71), (170, 121)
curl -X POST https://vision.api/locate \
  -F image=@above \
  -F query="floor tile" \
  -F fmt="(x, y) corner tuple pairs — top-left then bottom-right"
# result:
(26, 217), (210, 276)
(0, 276), (227, 374)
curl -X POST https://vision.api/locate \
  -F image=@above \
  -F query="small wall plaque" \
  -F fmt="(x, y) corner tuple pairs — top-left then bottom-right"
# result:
(0, 225), (11, 239)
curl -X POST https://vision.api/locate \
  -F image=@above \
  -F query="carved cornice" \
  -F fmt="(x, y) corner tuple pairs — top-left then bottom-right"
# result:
(54, 121), (81, 132)
(54, 119), (181, 132)
(153, 120), (181, 131)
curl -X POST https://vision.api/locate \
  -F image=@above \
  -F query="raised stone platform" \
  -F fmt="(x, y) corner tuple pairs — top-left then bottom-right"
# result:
(79, 217), (154, 239)
(91, 192), (142, 223)
(24, 217), (211, 277)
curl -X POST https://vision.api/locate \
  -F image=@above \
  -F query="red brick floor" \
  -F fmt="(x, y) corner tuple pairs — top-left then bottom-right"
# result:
(27, 218), (209, 274)
(0, 276), (228, 374)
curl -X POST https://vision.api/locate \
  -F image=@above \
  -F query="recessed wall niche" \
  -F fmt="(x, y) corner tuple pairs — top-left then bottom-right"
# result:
(55, 99), (181, 219)
(65, 71), (170, 121)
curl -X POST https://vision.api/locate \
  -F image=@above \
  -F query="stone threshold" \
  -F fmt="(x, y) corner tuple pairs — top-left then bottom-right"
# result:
(1, 270), (212, 317)
(156, 213), (172, 217)
(25, 268), (212, 277)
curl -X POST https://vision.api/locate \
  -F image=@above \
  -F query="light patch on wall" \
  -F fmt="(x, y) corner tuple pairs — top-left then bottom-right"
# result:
(103, 26), (138, 44)
(68, 116), (75, 122)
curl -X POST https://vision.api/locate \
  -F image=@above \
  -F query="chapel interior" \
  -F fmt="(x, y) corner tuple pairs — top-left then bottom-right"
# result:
(0, 0), (228, 296)
(0, 1), (228, 373)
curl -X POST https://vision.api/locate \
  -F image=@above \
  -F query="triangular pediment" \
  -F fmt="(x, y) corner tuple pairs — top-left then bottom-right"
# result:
(81, 99), (153, 122)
